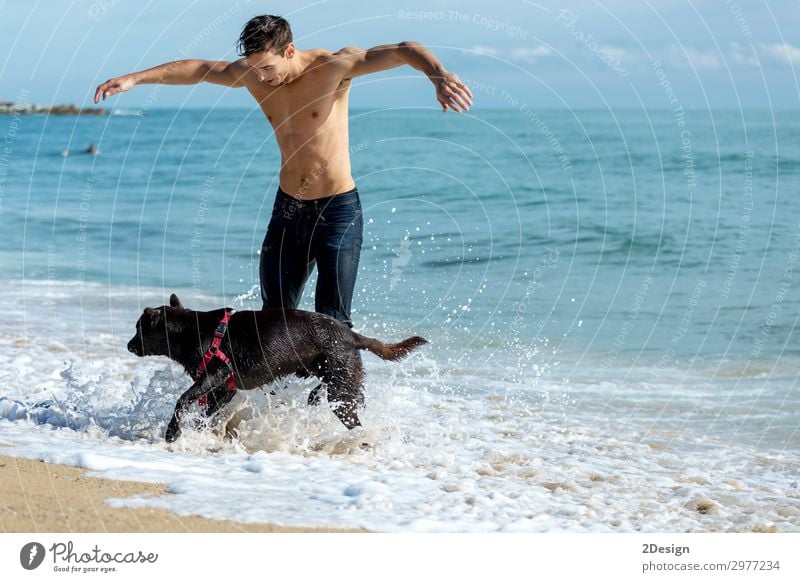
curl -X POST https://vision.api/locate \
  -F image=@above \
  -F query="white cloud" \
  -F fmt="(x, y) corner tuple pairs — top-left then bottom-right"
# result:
(470, 45), (500, 57)
(731, 42), (757, 66)
(599, 46), (627, 61)
(510, 45), (552, 62)
(466, 44), (553, 63)
(683, 47), (722, 69)
(758, 43), (800, 65)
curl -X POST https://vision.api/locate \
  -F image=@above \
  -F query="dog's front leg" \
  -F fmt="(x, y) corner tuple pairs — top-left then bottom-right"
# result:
(203, 384), (237, 417)
(166, 366), (230, 443)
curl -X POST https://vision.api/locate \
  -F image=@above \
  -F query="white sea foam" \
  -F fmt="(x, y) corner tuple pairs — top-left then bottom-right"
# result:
(0, 279), (798, 532)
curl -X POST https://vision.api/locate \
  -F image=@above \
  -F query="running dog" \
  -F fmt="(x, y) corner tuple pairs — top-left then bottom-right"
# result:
(126, 294), (427, 442)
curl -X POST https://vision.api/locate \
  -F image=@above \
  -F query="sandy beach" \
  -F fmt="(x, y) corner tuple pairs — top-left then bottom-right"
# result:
(0, 453), (359, 533)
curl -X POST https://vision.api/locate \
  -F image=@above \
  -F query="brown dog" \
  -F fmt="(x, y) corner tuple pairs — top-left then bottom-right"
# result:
(126, 294), (427, 442)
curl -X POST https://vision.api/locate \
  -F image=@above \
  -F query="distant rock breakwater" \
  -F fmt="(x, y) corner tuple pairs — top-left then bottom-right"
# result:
(0, 102), (108, 116)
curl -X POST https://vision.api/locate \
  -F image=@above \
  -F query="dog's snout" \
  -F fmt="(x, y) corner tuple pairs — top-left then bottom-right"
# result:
(127, 338), (141, 355)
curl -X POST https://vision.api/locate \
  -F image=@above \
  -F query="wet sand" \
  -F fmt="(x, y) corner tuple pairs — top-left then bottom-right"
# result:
(0, 454), (359, 533)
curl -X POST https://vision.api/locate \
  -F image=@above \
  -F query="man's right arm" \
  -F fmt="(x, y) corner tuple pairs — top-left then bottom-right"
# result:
(94, 59), (249, 103)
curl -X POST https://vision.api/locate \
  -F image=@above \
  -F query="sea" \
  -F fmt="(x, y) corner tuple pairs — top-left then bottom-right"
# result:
(0, 107), (798, 532)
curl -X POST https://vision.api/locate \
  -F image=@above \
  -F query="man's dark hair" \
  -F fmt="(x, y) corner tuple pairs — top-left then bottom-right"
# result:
(237, 15), (293, 57)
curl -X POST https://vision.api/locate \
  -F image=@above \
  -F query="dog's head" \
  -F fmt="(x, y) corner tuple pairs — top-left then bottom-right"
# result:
(127, 293), (186, 358)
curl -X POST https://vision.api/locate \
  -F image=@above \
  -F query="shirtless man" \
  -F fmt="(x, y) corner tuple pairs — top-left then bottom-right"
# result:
(95, 14), (473, 328)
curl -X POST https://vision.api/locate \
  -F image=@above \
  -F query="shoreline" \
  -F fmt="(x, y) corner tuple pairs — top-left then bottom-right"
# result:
(0, 454), (361, 533)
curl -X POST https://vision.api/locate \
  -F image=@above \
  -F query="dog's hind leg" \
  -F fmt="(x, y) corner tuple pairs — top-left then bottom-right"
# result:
(306, 355), (330, 406)
(324, 355), (365, 429)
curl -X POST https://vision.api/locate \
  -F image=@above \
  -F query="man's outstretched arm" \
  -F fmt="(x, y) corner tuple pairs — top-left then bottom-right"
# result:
(94, 59), (249, 103)
(338, 42), (473, 113)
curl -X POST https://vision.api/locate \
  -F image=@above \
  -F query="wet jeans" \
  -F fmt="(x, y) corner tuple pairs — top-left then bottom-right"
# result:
(259, 186), (363, 327)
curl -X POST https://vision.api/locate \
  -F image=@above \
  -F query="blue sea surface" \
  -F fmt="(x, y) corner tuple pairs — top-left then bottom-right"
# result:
(1, 107), (799, 452)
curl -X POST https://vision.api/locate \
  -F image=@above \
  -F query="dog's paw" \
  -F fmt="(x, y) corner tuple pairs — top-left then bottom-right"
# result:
(165, 419), (181, 443)
(307, 384), (325, 406)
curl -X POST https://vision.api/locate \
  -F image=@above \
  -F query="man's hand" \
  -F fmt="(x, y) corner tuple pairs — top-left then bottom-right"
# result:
(94, 74), (136, 103)
(431, 70), (473, 113)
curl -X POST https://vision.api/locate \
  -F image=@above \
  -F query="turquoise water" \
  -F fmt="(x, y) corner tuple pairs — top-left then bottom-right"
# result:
(4, 108), (799, 357)
(2, 107), (799, 452)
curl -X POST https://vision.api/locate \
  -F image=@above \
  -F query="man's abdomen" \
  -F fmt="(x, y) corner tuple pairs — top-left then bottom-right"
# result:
(277, 127), (355, 199)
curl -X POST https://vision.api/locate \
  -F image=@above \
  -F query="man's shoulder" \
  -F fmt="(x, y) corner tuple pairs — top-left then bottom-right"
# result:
(225, 58), (257, 84)
(332, 47), (362, 57)
(311, 47), (361, 69)
(226, 58), (251, 74)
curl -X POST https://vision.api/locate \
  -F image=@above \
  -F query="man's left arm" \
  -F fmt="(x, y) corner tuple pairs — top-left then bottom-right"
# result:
(338, 42), (473, 112)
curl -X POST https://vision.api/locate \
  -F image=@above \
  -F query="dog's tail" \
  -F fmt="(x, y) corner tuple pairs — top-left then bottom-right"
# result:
(352, 332), (428, 361)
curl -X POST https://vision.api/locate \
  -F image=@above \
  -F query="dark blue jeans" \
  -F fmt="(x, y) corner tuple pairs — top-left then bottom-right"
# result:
(260, 186), (363, 327)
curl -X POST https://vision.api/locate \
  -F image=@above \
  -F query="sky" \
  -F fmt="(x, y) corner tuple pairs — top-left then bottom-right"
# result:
(0, 0), (798, 110)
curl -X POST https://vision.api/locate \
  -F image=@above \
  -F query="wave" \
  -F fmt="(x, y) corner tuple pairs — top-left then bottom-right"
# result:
(111, 108), (146, 117)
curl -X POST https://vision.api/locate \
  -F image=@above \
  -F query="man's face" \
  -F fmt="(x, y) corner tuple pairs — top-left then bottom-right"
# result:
(246, 45), (293, 86)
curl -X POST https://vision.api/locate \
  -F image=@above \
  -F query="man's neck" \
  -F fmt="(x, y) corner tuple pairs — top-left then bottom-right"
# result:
(283, 49), (314, 85)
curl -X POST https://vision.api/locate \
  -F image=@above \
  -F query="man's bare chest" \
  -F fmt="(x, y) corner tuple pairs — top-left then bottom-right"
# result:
(250, 76), (351, 129)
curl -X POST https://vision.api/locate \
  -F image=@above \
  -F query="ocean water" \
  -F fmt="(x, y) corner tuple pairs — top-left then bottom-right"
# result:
(0, 107), (798, 532)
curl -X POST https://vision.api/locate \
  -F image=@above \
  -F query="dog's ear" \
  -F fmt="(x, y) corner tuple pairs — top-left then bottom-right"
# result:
(169, 293), (184, 310)
(145, 307), (162, 327)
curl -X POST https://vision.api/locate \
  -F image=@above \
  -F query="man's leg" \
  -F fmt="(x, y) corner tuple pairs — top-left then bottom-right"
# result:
(307, 203), (363, 407)
(260, 216), (315, 311)
(312, 211), (363, 327)
(260, 214), (315, 398)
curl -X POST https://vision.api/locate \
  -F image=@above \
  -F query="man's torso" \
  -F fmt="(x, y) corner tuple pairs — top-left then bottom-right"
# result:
(242, 50), (355, 200)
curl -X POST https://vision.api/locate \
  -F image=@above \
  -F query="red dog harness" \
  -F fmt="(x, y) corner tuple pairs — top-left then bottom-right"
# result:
(196, 308), (236, 407)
